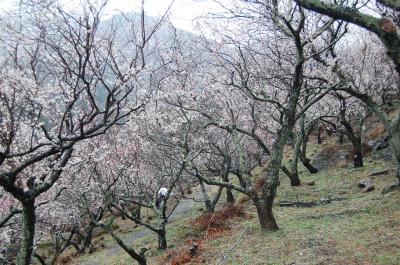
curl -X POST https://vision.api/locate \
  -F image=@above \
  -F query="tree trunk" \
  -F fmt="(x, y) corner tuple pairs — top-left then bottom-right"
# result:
(199, 179), (213, 212)
(226, 188), (235, 203)
(252, 198), (278, 230)
(16, 200), (36, 265)
(338, 132), (344, 144)
(317, 126), (322, 144)
(299, 153), (319, 173)
(157, 227), (167, 250)
(108, 226), (147, 265)
(300, 132), (318, 174)
(353, 138), (364, 167)
(257, 125), (292, 230)
(222, 158), (235, 203)
(289, 172), (301, 186)
(290, 134), (302, 186)
(256, 25), (304, 230)
(81, 224), (94, 253)
(223, 171), (235, 203)
(389, 126), (400, 180)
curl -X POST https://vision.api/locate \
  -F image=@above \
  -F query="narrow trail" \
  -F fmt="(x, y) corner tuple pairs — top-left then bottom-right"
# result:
(77, 190), (203, 265)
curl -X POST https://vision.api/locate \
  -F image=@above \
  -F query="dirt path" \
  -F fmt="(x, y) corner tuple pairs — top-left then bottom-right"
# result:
(76, 190), (203, 265)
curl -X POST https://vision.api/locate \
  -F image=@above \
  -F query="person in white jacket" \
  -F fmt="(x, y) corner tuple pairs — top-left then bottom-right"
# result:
(156, 187), (168, 209)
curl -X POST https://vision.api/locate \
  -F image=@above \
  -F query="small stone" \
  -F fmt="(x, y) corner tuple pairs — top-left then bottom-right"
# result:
(319, 197), (331, 204)
(367, 140), (376, 147)
(382, 182), (400, 194)
(358, 178), (374, 192)
(358, 178), (371, 188)
(362, 185), (375, 192)
(189, 243), (199, 257)
(306, 181), (315, 186)
(369, 169), (389, 177)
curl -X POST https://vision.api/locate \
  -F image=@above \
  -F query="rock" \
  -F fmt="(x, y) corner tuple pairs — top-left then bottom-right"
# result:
(382, 182), (400, 194)
(306, 181), (315, 186)
(285, 262), (295, 265)
(363, 184), (375, 192)
(319, 197), (331, 204)
(367, 140), (376, 147)
(312, 147), (348, 170)
(375, 138), (389, 150)
(358, 178), (371, 188)
(358, 178), (375, 192)
(189, 243), (199, 257)
(369, 169), (389, 177)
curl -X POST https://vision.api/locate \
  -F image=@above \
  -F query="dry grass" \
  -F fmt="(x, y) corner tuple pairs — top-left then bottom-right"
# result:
(190, 155), (400, 265)
(190, 203), (247, 238)
(365, 123), (386, 140)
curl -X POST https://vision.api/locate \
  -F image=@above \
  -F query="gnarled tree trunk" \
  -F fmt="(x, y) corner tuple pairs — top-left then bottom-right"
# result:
(389, 125), (400, 180)
(157, 224), (167, 250)
(16, 199), (36, 265)
(252, 197), (278, 230)
(353, 137), (364, 167)
(290, 134), (302, 186)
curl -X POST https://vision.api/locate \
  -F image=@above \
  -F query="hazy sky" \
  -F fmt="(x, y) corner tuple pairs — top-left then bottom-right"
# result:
(0, 0), (226, 32)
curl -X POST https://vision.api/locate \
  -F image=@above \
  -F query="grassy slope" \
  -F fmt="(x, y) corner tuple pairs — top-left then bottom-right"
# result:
(198, 163), (400, 265)
(65, 136), (400, 265)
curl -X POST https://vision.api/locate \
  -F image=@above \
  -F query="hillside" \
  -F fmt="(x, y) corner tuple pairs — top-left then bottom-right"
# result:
(36, 116), (400, 265)
(1, 1), (399, 265)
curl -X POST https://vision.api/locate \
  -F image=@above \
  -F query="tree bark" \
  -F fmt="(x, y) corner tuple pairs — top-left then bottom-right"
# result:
(16, 200), (36, 265)
(253, 198), (278, 230)
(255, 20), (306, 229)
(353, 137), (364, 167)
(225, 187), (235, 203)
(108, 226), (147, 265)
(294, 0), (400, 77)
(300, 131), (319, 173)
(290, 133), (303, 186)
(317, 126), (322, 144)
(338, 99), (364, 168)
(223, 174), (235, 203)
(338, 131), (344, 144)
(157, 227), (167, 250)
(389, 126), (400, 180)
(199, 179), (214, 212)
(222, 157), (235, 203)
(299, 153), (319, 173)
(80, 224), (94, 253)
(258, 125), (292, 230)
